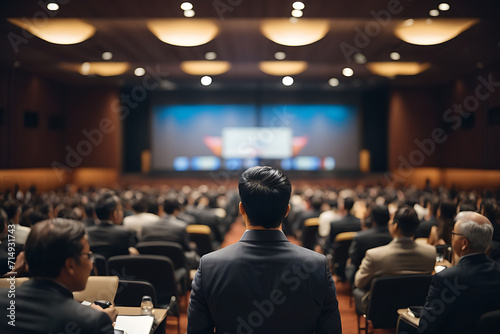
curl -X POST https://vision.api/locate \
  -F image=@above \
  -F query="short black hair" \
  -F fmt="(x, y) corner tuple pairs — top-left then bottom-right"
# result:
(239, 166), (291, 229)
(0, 209), (7, 234)
(344, 197), (354, 212)
(131, 196), (147, 213)
(371, 205), (390, 226)
(163, 194), (181, 215)
(95, 192), (119, 220)
(393, 206), (420, 237)
(2, 200), (20, 220)
(25, 219), (86, 278)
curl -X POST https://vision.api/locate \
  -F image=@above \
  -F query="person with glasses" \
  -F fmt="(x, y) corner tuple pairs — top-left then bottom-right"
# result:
(419, 211), (500, 334)
(0, 218), (117, 333)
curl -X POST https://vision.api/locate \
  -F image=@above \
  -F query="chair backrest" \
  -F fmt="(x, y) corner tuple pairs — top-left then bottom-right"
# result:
(475, 309), (500, 334)
(114, 279), (158, 307)
(136, 241), (186, 269)
(334, 231), (357, 243)
(107, 255), (177, 305)
(73, 276), (119, 304)
(304, 217), (319, 227)
(186, 224), (213, 256)
(92, 253), (108, 276)
(0, 277), (29, 288)
(368, 274), (433, 329)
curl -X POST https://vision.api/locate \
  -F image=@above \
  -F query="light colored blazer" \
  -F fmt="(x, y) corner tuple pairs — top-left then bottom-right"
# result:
(354, 238), (436, 299)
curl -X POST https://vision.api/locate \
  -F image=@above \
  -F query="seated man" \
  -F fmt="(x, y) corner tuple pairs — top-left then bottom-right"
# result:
(354, 206), (436, 312)
(87, 192), (139, 258)
(419, 211), (500, 334)
(188, 166), (342, 333)
(0, 218), (117, 333)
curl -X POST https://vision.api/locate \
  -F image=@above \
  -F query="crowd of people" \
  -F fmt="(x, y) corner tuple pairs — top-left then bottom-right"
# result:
(0, 172), (500, 333)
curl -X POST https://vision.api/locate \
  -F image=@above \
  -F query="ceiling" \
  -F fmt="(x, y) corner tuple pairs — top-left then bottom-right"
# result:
(1, 0), (500, 89)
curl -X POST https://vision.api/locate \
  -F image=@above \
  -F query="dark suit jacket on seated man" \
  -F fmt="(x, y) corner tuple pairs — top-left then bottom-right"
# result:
(0, 218), (117, 334)
(419, 211), (500, 334)
(187, 166), (341, 334)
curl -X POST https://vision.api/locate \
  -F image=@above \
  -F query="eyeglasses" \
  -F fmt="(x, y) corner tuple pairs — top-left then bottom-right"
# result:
(80, 252), (96, 262)
(451, 231), (465, 238)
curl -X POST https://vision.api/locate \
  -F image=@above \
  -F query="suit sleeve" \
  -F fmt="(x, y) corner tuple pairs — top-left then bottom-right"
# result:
(348, 235), (361, 268)
(354, 250), (374, 289)
(92, 310), (115, 334)
(316, 257), (342, 334)
(418, 273), (454, 334)
(187, 258), (215, 333)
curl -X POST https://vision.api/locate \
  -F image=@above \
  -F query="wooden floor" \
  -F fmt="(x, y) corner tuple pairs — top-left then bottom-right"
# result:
(165, 220), (395, 334)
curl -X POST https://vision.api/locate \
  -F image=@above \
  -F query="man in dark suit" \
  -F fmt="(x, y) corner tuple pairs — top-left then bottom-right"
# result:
(345, 204), (393, 283)
(0, 218), (117, 334)
(188, 166), (341, 334)
(328, 197), (362, 245)
(86, 192), (139, 258)
(419, 211), (500, 334)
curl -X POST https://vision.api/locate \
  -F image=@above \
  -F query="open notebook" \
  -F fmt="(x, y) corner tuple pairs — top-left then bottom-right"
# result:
(114, 315), (155, 334)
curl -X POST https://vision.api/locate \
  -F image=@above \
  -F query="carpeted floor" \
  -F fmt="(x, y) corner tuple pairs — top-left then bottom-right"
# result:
(165, 220), (395, 334)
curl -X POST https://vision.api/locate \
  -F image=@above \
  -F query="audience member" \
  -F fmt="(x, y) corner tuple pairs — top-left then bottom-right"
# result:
(123, 195), (160, 239)
(86, 192), (139, 258)
(3, 200), (30, 245)
(419, 211), (500, 334)
(428, 200), (457, 245)
(415, 197), (439, 239)
(0, 218), (117, 333)
(354, 206), (436, 312)
(188, 166), (342, 333)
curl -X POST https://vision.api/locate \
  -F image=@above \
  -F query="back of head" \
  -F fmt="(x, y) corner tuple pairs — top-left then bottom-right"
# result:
(393, 206), (420, 237)
(371, 205), (390, 226)
(239, 166), (291, 229)
(0, 209), (7, 235)
(440, 201), (457, 220)
(310, 195), (324, 211)
(25, 218), (86, 278)
(146, 195), (159, 215)
(163, 194), (181, 215)
(344, 197), (354, 213)
(131, 196), (147, 213)
(95, 192), (119, 220)
(455, 211), (494, 253)
(481, 198), (498, 222)
(2, 200), (19, 220)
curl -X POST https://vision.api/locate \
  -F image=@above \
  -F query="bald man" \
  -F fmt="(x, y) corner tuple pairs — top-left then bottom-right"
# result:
(419, 211), (500, 334)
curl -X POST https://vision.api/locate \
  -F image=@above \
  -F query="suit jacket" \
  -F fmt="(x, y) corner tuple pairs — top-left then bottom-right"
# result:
(348, 226), (393, 270)
(414, 216), (438, 239)
(419, 253), (500, 334)
(0, 278), (113, 334)
(86, 221), (137, 258)
(140, 216), (192, 252)
(354, 238), (436, 305)
(187, 230), (341, 334)
(329, 214), (362, 245)
(123, 212), (160, 239)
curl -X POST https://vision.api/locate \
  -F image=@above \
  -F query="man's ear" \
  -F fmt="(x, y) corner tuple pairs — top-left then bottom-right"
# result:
(284, 204), (291, 218)
(239, 202), (246, 216)
(64, 257), (77, 276)
(461, 237), (469, 251)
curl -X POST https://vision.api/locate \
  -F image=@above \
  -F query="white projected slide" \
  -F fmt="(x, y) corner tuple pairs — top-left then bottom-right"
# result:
(222, 127), (292, 159)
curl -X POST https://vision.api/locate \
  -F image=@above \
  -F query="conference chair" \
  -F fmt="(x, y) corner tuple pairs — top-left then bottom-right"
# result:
(114, 279), (158, 307)
(91, 253), (108, 276)
(73, 276), (119, 305)
(135, 241), (189, 295)
(0, 277), (29, 288)
(107, 255), (180, 333)
(356, 274), (433, 334)
(332, 231), (357, 281)
(186, 224), (215, 256)
(301, 217), (319, 250)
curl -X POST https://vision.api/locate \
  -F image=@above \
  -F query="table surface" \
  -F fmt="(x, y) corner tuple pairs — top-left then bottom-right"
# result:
(397, 308), (420, 327)
(116, 306), (168, 332)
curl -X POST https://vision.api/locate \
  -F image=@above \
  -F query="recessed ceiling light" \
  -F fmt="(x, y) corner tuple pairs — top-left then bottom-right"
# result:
(205, 52), (217, 60)
(291, 10), (303, 18)
(47, 3), (59, 11)
(134, 67), (146, 76)
(354, 53), (367, 64)
(184, 10), (195, 17)
(438, 3), (450, 11)
(180, 2), (193, 11)
(201, 76), (212, 86)
(390, 52), (401, 60)
(292, 2), (305, 10)
(102, 52), (113, 60)
(274, 52), (286, 60)
(429, 10), (439, 17)
(282, 76), (294, 86)
(342, 67), (354, 77)
(328, 78), (339, 87)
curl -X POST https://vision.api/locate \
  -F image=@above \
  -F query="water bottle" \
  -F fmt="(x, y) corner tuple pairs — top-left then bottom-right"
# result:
(140, 295), (154, 316)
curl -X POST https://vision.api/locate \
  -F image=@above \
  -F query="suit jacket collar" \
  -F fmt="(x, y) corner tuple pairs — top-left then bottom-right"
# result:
(458, 252), (489, 265)
(24, 278), (73, 298)
(240, 230), (289, 242)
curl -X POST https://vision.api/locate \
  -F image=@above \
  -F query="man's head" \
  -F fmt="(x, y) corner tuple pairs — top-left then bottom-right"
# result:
(25, 219), (94, 291)
(238, 166), (291, 229)
(343, 197), (354, 213)
(391, 206), (420, 238)
(452, 211), (493, 257)
(163, 194), (181, 215)
(371, 205), (390, 226)
(95, 192), (123, 224)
